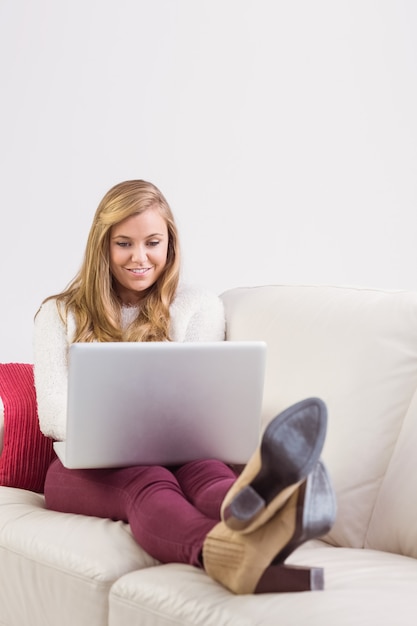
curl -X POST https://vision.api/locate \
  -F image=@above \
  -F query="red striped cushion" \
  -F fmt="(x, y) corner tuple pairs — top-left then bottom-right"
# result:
(0, 363), (55, 493)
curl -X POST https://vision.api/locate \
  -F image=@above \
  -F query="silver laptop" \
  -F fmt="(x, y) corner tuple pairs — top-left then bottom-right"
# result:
(53, 341), (266, 469)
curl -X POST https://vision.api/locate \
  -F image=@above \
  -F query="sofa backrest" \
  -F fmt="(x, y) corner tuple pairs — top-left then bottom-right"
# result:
(221, 284), (417, 558)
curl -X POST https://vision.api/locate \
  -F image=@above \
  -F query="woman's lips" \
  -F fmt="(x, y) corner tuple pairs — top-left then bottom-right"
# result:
(126, 267), (151, 276)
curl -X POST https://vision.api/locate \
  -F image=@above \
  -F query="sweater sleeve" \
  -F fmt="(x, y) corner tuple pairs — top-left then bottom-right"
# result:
(33, 299), (70, 441)
(170, 285), (226, 342)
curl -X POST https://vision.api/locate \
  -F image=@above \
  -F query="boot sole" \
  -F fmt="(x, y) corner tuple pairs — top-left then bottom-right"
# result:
(274, 460), (337, 563)
(223, 398), (327, 532)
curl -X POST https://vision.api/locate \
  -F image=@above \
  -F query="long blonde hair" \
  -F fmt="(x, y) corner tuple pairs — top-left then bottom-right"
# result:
(43, 180), (180, 343)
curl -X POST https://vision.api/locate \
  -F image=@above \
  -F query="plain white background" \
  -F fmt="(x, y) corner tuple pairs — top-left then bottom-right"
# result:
(1, 0), (416, 362)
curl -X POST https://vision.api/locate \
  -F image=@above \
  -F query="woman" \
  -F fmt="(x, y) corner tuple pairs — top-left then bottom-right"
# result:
(34, 179), (336, 594)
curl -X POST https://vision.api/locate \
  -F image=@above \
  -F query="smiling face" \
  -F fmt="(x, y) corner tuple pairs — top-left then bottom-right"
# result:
(109, 207), (169, 306)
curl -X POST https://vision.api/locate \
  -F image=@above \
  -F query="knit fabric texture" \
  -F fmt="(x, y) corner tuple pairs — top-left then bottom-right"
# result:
(0, 363), (55, 493)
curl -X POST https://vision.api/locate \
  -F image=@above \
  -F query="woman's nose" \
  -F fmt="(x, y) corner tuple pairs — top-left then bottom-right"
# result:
(130, 246), (147, 263)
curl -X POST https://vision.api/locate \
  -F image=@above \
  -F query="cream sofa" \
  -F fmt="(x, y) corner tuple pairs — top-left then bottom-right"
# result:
(1, 284), (417, 626)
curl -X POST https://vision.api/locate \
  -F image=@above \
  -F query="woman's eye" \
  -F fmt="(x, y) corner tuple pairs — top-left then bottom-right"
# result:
(116, 241), (131, 248)
(147, 240), (160, 247)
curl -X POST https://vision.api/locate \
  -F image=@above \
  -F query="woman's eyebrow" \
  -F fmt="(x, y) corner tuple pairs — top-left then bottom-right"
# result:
(112, 232), (165, 239)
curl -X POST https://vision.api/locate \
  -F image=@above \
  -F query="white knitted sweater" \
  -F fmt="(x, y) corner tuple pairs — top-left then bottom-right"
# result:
(33, 285), (225, 441)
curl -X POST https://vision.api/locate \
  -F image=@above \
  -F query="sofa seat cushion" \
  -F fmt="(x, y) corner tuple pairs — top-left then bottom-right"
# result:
(0, 486), (159, 626)
(108, 542), (417, 626)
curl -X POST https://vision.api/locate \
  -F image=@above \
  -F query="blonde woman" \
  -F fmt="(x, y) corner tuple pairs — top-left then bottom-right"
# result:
(34, 180), (336, 594)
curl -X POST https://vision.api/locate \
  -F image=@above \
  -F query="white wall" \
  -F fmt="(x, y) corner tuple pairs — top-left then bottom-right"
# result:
(1, 0), (417, 362)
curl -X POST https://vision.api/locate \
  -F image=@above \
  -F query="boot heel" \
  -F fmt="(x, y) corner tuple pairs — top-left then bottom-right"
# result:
(223, 485), (265, 530)
(255, 564), (324, 593)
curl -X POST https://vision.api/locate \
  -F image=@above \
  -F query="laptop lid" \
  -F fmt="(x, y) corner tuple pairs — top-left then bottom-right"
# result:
(54, 341), (266, 469)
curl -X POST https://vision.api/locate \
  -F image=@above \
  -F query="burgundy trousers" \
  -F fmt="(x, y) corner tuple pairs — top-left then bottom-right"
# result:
(44, 458), (238, 567)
